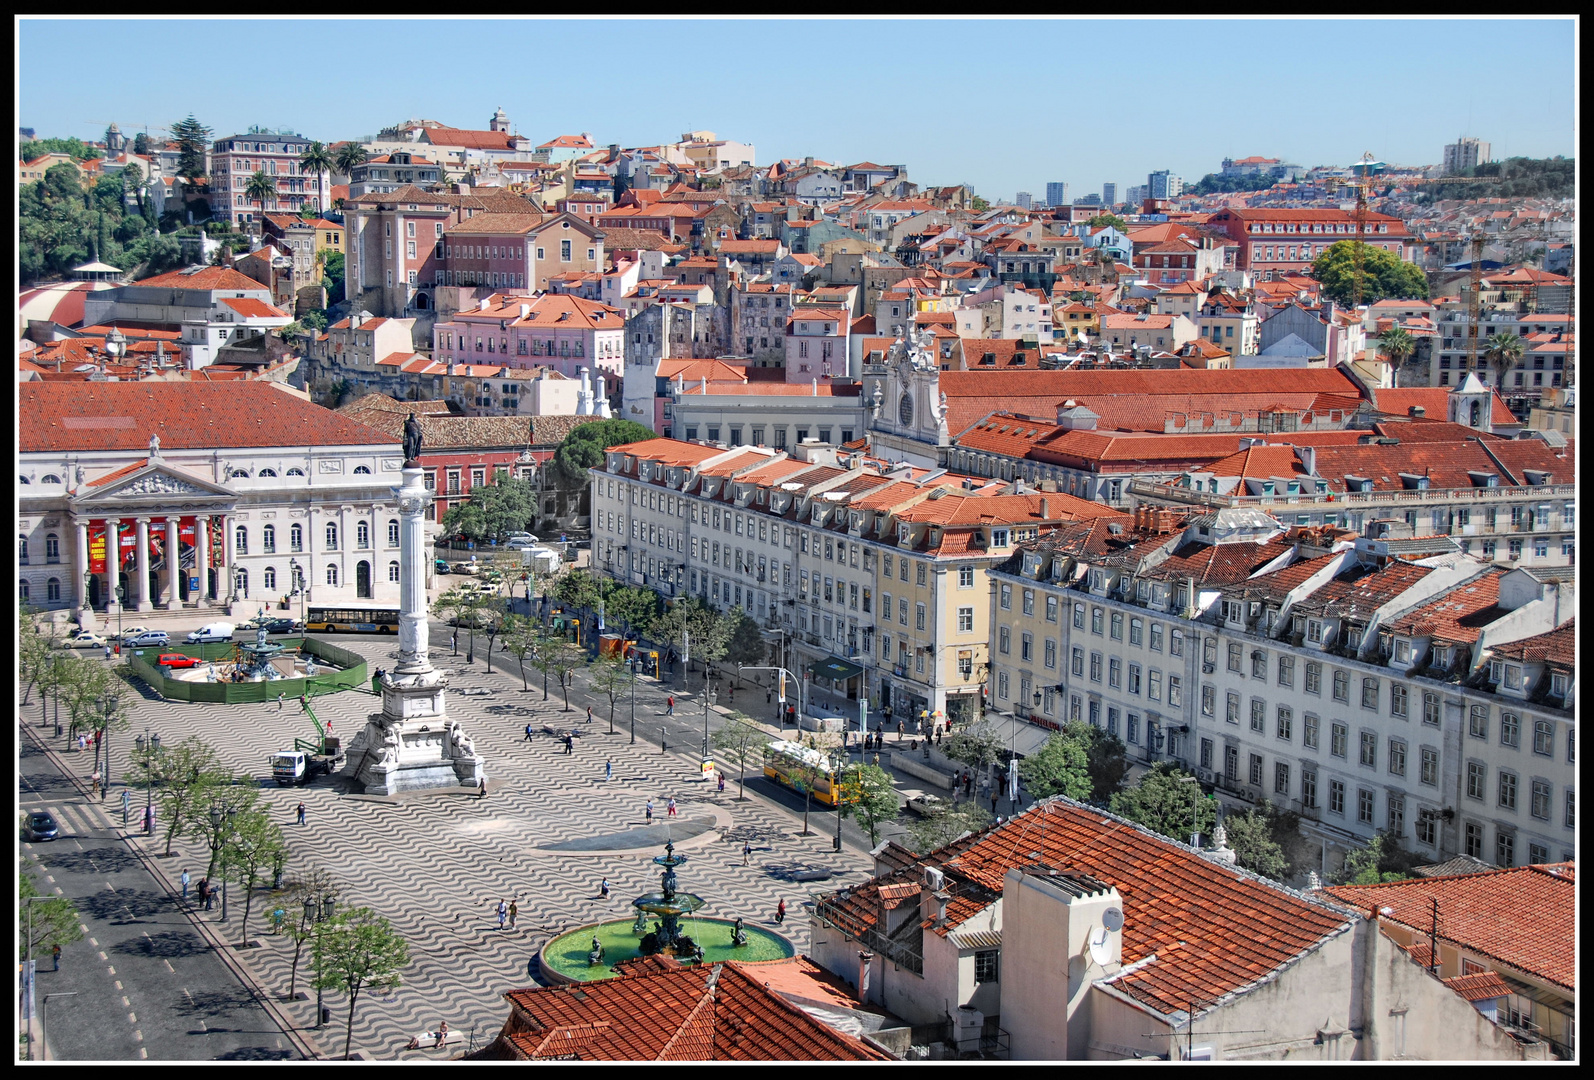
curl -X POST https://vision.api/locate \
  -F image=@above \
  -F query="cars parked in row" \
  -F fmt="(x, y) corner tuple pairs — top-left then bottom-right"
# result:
(157, 653), (202, 669)
(123, 630), (171, 648)
(60, 630), (109, 649)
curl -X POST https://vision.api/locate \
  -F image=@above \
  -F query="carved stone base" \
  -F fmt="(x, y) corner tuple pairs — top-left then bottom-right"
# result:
(341, 670), (485, 795)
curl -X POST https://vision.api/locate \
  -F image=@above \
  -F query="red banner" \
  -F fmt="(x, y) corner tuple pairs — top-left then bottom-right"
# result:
(179, 518), (196, 544)
(89, 526), (107, 575)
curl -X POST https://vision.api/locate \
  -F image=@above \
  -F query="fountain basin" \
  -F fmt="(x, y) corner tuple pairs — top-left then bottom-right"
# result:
(539, 918), (795, 984)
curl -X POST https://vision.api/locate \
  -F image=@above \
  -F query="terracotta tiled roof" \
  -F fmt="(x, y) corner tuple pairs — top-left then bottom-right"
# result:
(601, 227), (680, 252)
(609, 438), (726, 468)
(1320, 864), (1575, 992)
(1373, 387), (1516, 427)
(1488, 620), (1575, 667)
(1444, 971), (1514, 1002)
(893, 491), (1121, 527)
(444, 212), (547, 236)
(219, 297), (289, 319)
(20, 382), (396, 453)
(422, 126), (517, 151)
(1308, 440), (1568, 493)
(341, 408), (602, 451)
(131, 266), (267, 291)
(1145, 537), (1292, 586)
(1383, 569), (1506, 643)
(1293, 560), (1435, 621)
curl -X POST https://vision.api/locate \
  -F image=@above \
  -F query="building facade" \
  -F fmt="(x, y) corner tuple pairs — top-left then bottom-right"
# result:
(209, 130), (332, 226)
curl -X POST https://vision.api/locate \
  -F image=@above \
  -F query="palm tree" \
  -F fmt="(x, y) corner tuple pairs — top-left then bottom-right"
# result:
(1483, 331), (1525, 389)
(243, 170), (277, 233)
(1378, 326), (1415, 369)
(332, 143), (368, 184)
(299, 140), (333, 214)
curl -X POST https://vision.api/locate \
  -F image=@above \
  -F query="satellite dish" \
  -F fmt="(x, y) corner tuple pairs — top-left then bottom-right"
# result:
(1102, 906), (1125, 932)
(1088, 926), (1114, 966)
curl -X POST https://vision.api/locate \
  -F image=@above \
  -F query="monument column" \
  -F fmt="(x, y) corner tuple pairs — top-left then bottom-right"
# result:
(135, 517), (153, 611)
(194, 515), (211, 607)
(164, 517), (181, 609)
(74, 519), (91, 618)
(394, 467), (434, 675)
(223, 516), (236, 609)
(105, 519), (122, 612)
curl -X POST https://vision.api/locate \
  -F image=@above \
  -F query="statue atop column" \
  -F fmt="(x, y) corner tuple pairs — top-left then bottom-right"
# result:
(403, 413), (423, 464)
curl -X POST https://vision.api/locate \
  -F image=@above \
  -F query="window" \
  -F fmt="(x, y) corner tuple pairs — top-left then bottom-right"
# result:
(1129, 618), (1142, 646)
(388, 520), (400, 547)
(1420, 747), (1438, 787)
(1532, 719), (1553, 756)
(1465, 822), (1483, 859)
(1331, 722), (1348, 759)
(1249, 753), (1264, 787)
(1167, 676), (1181, 707)
(915, 603), (926, 631)
(1333, 670), (1349, 702)
(1466, 761), (1485, 801)
(1566, 789), (1575, 829)
(1530, 780), (1551, 820)
(1022, 633), (1034, 663)
(1151, 624), (1164, 652)
(1226, 691), (1240, 725)
(1302, 769), (1318, 809)
(1329, 779), (1345, 816)
(325, 523), (339, 550)
(262, 524), (276, 553)
(1110, 611), (1122, 640)
(1250, 698), (1266, 732)
(1498, 771), (1517, 810)
(1359, 731), (1377, 767)
(290, 523), (303, 552)
(1496, 830), (1514, 868)
(1388, 795), (1405, 838)
(998, 627), (1010, 655)
(1361, 677), (1379, 710)
(1044, 639), (1057, 669)
(388, 560), (400, 583)
(1305, 662), (1321, 695)
(1389, 739), (1406, 776)
(1468, 705), (1488, 740)
(959, 565), (974, 588)
(975, 950), (999, 983)
(998, 672), (1009, 699)
(1227, 642), (1242, 672)
(1225, 745), (1239, 781)
(1276, 706), (1292, 742)
(1277, 655), (1294, 688)
(356, 521), (370, 549)
(1422, 691), (1440, 726)
(999, 584), (1011, 610)
(1201, 683), (1214, 716)
(1252, 650), (1267, 679)
(1107, 656), (1119, 686)
(1499, 712), (1519, 748)
(916, 562), (927, 586)
(1090, 653), (1102, 682)
(1023, 589), (1035, 616)
(1129, 664), (1142, 695)
(1045, 595), (1057, 622)
(1071, 648), (1084, 677)
(1416, 812), (1435, 848)
(1274, 761), (1290, 795)
(1091, 607), (1103, 635)
(263, 566), (277, 590)
(957, 606), (974, 633)
(1200, 738), (1213, 770)
(326, 563), (339, 586)
(1358, 788), (1375, 825)
(1073, 603), (1085, 629)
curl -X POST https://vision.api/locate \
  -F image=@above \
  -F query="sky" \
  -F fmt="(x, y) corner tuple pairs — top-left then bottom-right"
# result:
(17, 17), (1578, 200)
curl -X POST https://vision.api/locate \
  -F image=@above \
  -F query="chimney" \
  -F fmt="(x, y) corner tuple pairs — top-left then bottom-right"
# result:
(1408, 405), (1425, 417)
(519, 303), (530, 320)
(1040, 497), (1050, 519)
(857, 952), (873, 1003)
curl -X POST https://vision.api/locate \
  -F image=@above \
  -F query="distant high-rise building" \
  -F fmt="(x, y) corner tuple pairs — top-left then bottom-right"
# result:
(1148, 170), (1183, 200)
(1443, 137), (1491, 175)
(1101, 182), (1116, 205)
(1075, 193), (1102, 207)
(1015, 191), (1033, 210)
(1045, 181), (1069, 207)
(1125, 185), (1147, 207)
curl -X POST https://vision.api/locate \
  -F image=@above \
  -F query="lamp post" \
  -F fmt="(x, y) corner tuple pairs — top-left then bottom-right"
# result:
(702, 687), (716, 759)
(134, 728), (159, 831)
(738, 665), (803, 731)
(40, 992), (77, 1061)
(832, 746), (846, 853)
(304, 894), (336, 1029)
(289, 559), (306, 626)
(629, 660), (638, 745)
(209, 805), (235, 921)
(114, 584), (124, 650)
(1179, 776), (1201, 849)
(99, 692), (119, 802)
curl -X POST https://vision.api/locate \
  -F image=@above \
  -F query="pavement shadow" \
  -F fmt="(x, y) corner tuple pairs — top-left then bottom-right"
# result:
(213, 1046), (297, 1060)
(42, 846), (142, 876)
(171, 984), (263, 1020)
(112, 928), (211, 959)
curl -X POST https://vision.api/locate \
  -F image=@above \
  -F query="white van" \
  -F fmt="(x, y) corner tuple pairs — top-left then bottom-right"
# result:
(186, 622), (237, 644)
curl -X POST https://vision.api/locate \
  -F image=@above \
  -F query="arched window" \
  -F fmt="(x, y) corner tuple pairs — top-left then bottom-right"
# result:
(354, 465), (372, 475)
(325, 523), (338, 550)
(387, 520), (400, 547)
(41, 474), (61, 484)
(290, 523), (303, 552)
(264, 566), (277, 590)
(230, 469), (250, 479)
(20, 579), (30, 602)
(45, 533), (60, 562)
(356, 521), (370, 549)
(236, 568), (248, 596)
(262, 524), (276, 553)
(234, 526), (248, 555)
(259, 468), (278, 478)
(388, 560), (401, 582)
(19, 476), (29, 485)
(326, 564), (339, 586)
(286, 467), (305, 477)
(47, 577), (61, 602)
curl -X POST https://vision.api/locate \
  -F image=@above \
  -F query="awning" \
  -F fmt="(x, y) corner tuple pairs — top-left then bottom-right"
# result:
(809, 657), (864, 682)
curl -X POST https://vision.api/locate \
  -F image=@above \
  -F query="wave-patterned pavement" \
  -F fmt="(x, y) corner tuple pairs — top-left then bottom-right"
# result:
(91, 641), (871, 1060)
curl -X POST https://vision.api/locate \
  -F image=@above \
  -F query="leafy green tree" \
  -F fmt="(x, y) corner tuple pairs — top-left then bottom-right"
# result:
(1109, 762), (1217, 845)
(312, 907), (411, 1061)
(244, 170), (278, 226)
(20, 163), (97, 280)
(1188, 171), (1279, 196)
(1311, 240), (1429, 307)
(1378, 326), (1416, 368)
(651, 596), (721, 687)
(1062, 721), (1131, 803)
(604, 584), (662, 637)
(547, 638), (587, 711)
(298, 141), (333, 212)
(587, 656), (630, 735)
(1484, 332), (1525, 388)
(322, 250), (346, 305)
(969, 196), (990, 212)
(1334, 831), (1420, 885)
(721, 606), (766, 666)
(17, 606), (60, 708)
(332, 142), (369, 180)
(553, 567), (604, 613)
(498, 613), (540, 691)
(1222, 808), (1289, 880)
(170, 115), (212, 183)
(281, 865), (342, 1001)
(190, 778), (262, 879)
(839, 762), (900, 847)
(132, 132), (151, 156)
(21, 137), (105, 162)
(1086, 213), (1130, 232)
(905, 801), (992, 853)
(221, 808), (288, 944)
(440, 498), (489, 542)
(551, 419), (656, 488)
(1017, 730), (1091, 801)
(19, 872), (85, 962)
(528, 628), (567, 701)
(133, 734), (220, 854)
(710, 713), (766, 800)
(941, 728), (1006, 771)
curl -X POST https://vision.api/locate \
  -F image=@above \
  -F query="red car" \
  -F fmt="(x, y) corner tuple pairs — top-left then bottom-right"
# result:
(157, 653), (201, 669)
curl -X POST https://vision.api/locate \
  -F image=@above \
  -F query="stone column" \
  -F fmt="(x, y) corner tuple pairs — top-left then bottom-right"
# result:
(105, 519), (121, 612)
(223, 517), (236, 609)
(135, 517), (153, 611)
(164, 517), (181, 610)
(74, 519), (91, 618)
(194, 515), (211, 607)
(395, 468), (433, 675)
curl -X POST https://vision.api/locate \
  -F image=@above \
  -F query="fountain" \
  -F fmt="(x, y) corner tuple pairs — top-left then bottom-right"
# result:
(632, 841), (708, 960)
(235, 624), (289, 680)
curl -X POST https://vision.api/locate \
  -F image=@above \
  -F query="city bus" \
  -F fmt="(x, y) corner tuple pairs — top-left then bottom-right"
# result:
(762, 739), (840, 806)
(305, 606), (401, 634)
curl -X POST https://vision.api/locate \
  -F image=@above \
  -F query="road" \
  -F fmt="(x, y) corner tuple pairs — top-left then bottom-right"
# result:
(18, 732), (301, 1061)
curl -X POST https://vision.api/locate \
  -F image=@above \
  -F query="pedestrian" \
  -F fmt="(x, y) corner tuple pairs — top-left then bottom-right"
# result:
(296, 801), (306, 825)
(665, 695), (675, 716)
(766, 688), (773, 705)
(990, 792), (999, 815)
(600, 877), (610, 900)
(564, 733), (574, 755)
(52, 944), (61, 972)
(645, 799), (654, 824)
(896, 720), (904, 741)
(604, 758), (613, 782)
(91, 771), (101, 799)
(586, 706), (593, 726)
(278, 692), (285, 711)
(872, 752), (880, 766)
(742, 840), (752, 866)
(496, 898), (507, 930)
(775, 899), (786, 924)
(180, 869), (191, 900)
(104, 644), (112, 661)
(717, 773), (725, 794)
(451, 629), (458, 654)
(479, 776), (488, 799)
(508, 900), (518, 929)
(667, 797), (677, 817)
(198, 878), (211, 910)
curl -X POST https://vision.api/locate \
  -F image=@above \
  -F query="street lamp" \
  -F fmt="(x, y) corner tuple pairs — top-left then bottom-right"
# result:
(832, 746), (847, 853)
(134, 728), (160, 832)
(702, 687), (716, 759)
(114, 584), (124, 651)
(1179, 776), (1202, 848)
(99, 692), (119, 802)
(39, 992), (77, 1062)
(209, 804), (235, 921)
(289, 559), (306, 625)
(304, 894), (336, 1029)
(629, 660), (638, 746)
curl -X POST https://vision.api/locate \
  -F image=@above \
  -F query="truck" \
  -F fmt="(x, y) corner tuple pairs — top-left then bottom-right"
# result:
(272, 697), (345, 785)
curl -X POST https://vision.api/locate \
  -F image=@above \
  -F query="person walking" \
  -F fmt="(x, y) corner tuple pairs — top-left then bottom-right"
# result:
(604, 759), (613, 782)
(104, 644), (112, 662)
(600, 877), (610, 900)
(645, 799), (654, 824)
(496, 899), (508, 930)
(895, 720), (904, 742)
(564, 733), (574, 755)
(742, 840), (752, 866)
(478, 776), (488, 799)
(666, 797), (677, 817)
(524, 723), (534, 742)
(990, 791), (999, 815)
(278, 692), (286, 711)
(665, 695), (674, 716)
(585, 705), (593, 726)
(52, 943), (61, 971)
(180, 869), (191, 900)
(296, 801), (306, 825)
(508, 900), (518, 930)
(774, 899), (786, 924)
(199, 878), (212, 911)
(717, 773), (726, 794)
(451, 629), (459, 655)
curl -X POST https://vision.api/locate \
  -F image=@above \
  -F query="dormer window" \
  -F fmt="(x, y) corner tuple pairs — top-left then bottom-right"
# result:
(1504, 664), (1523, 690)
(1307, 619), (1323, 643)
(1489, 660), (1505, 685)
(1395, 639), (1410, 663)
(991, 528), (1010, 548)
(1551, 673), (1568, 698)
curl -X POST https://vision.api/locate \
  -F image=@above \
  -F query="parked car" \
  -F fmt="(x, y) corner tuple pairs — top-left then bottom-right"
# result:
(435, 559), (451, 574)
(124, 630), (171, 648)
(23, 811), (59, 842)
(156, 653), (202, 668)
(262, 618), (303, 634)
(451, 562), (475, 575)
(61, 630), (109, 649)
(186, 622), (237, 644)
(906, 793), (945, 818)
(505, 532), (539, 544)
(114, 625), (152, 641)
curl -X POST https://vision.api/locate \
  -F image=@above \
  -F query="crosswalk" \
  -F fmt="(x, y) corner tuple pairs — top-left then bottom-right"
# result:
(21, 799), (112, 841)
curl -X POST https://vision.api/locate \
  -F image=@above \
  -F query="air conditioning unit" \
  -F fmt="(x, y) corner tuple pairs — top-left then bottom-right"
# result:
(1202, 663), (1216, 674)
(1196, 768), (1213, 783)
(922, 866), (944, 891)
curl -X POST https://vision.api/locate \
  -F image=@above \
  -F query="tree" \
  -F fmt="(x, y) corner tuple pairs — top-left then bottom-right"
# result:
(1109, 762), (1217, 845)
(332, 142), (369, 180)
(553, 567), (604, 614)
(1311, 240), (1429, 307)
(1062, 721), (1130, 803)
(299, 141), (333, 213)
(281, 865), (342, 1002)
(244, 170), (278, 227)
(190, 778), (262, 879)
(604, 584), (662, 638)
(1378, 326), (1416, 368)
(142, 736), (221, 856)
(528, 629), (565, 701)
(1222, 808), (1289, 880)
(838, 762), (899, 847)
(21, 137), (105, 163)
(550, 639), (587, 712)
(1086, 213), (1130, 232)
(221, 808), (288, 944)
(18, 873), (84, 962)
(1017, 731), (1092, 802)
(312, 907), (410, 1060)
(788, 734), (841, 836)
(18, 606), (59, 708)
(132, 132), (151, 156)
(551, 419), (656, 489)
(587, 656), (629, 735)
(170, 115), (212, 184)
(1483, 332), (1525, 388)
(498, 613), (540, 691)
(969, 195), (991, 212)
(710, 713), (766, 800)
(940, 728), (1006, 772)
(440, 498), (489, 543)
(321, 250), (346, 305)
(721, 607), (766, 667)
(1334, 831), (1421, 886)
(905, 802), (992, 853)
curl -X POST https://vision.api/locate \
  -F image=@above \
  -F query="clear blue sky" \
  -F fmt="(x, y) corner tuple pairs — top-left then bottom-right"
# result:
(18, 17), (1576, 199)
